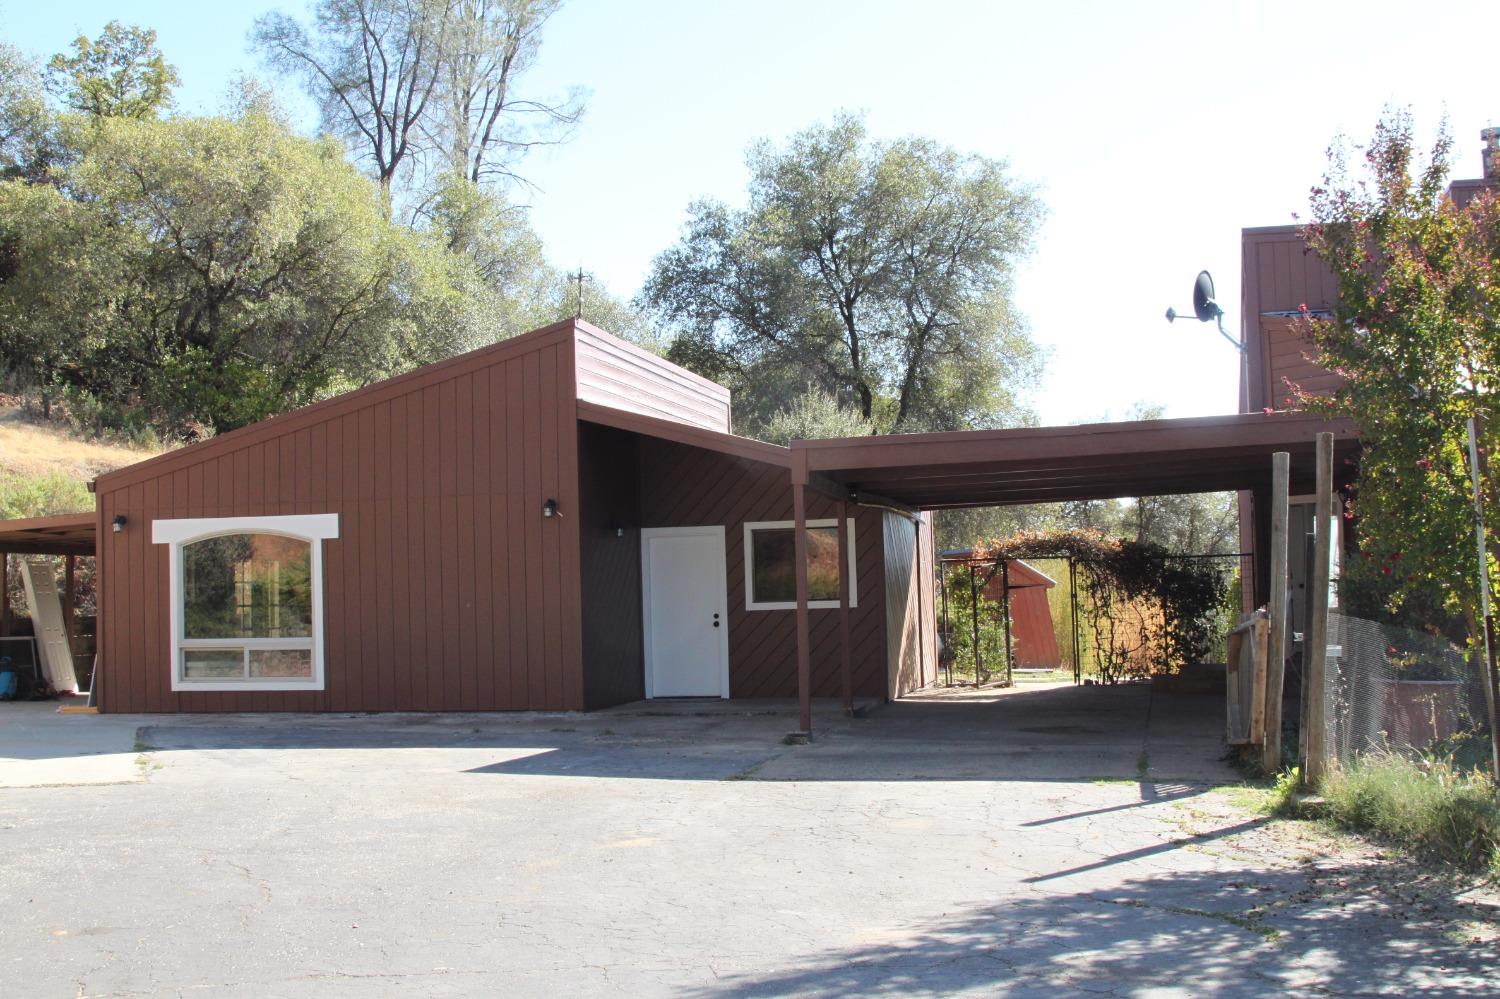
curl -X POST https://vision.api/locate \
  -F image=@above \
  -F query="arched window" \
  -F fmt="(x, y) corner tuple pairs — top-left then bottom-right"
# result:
(154, 515), (338, 692)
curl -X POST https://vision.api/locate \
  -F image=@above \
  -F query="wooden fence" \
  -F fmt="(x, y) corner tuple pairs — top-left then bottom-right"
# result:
(1226, 610), (1269, 746)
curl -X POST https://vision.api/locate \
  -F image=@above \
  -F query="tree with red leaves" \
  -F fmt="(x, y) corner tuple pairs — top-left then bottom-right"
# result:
(1298, 110), (1500, 642)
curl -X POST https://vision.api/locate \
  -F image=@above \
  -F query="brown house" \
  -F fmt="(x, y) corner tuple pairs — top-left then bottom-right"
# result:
(0, 311), (1358, 733)
(79, 319), (937, 715)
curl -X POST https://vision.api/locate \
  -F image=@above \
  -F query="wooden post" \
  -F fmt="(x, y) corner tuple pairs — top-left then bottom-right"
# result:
(1464, 418), (1500, 777)
(838, 499), (852, 714)
(1226, 625), (1245, 741)
(792, 477), (813, 738)
(1300, 432), (1335, 786)
(0, 551), (9, 637)
(1250, 613), (1269, 745)
(1263, 452), (1291, 772)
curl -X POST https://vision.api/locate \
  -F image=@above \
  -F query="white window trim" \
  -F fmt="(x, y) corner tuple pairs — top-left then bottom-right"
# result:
(154, 514), (339, 693)
(743, 518), (858, 611)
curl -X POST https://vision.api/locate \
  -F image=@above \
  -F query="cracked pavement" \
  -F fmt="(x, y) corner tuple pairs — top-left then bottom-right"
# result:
(2, 685), (1496, 997)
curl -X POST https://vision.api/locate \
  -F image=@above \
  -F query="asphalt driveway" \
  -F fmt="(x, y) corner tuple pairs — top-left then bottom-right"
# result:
(1, 685), (1495, 997)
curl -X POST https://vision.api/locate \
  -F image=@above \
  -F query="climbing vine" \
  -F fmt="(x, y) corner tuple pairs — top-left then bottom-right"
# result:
(969, 529), (1230, 683)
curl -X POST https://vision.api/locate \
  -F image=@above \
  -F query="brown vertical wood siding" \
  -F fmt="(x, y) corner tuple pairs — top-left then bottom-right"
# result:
(636, 437), (887, 699)
(573, 322), (731, 433)
(1240, 227), (1343, 412)
(94, 321), (585, 713)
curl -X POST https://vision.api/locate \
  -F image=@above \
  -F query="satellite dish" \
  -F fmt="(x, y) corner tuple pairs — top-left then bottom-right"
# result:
(1164, 269), (1241, 352)
(1192, 270), (1221, 322)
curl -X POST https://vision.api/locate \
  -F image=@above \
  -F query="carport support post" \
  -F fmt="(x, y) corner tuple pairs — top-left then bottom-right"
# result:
(838, 498), (853, 714)
(1263, 452), (1290, 773)
(1299, 432), (1335, 787)
(792, 462), (813, 739)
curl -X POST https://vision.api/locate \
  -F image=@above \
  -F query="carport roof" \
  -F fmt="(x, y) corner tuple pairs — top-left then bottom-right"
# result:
(792, 410), (1359, 510)
(0, 512), (96, 556)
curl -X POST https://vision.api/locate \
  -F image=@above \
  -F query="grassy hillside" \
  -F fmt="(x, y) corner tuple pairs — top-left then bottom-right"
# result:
(0, 406), (162, 519)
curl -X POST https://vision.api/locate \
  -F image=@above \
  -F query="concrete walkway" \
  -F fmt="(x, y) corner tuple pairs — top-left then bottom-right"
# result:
(0, 701), (145, 787)
(1, 685), (1493, 997)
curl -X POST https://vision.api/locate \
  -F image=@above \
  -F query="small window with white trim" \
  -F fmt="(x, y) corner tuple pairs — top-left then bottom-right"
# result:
(743, 519), (857, 611)
(154, 515), (338, 692)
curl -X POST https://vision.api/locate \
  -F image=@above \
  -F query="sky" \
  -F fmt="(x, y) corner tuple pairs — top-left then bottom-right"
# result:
(4, 0), (1495, 427)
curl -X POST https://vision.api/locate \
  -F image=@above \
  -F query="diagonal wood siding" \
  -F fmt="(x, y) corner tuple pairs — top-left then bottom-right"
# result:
(95, 326), (584, 713)
(636, 437), (887, 699)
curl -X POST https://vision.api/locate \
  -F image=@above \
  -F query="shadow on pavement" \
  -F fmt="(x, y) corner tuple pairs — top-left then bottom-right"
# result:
(679, 858), (1499, 998)
(8, 684), (1239, 784)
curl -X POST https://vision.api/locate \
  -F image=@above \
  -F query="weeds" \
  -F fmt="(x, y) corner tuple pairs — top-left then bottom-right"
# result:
(1265, 766), (1304, 817)
(1319, 753), (1500, 872)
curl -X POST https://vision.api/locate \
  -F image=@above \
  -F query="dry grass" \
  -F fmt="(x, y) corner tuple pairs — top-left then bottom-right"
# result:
(0, 407), (161, 481)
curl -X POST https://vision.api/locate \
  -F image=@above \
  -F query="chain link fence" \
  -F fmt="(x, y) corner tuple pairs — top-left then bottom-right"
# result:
(1320, 611), (1496, 769)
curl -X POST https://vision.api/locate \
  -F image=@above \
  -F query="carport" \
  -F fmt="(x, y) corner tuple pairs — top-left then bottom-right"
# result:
(0, 512), (97, 695)
(0, 512), (96, 635)
(782, 410), (1360, 735)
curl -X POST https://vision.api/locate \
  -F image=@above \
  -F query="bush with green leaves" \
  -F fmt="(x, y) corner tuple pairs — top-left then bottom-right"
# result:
(939, 566), (1009, 684)
(761, 386), (875, 445)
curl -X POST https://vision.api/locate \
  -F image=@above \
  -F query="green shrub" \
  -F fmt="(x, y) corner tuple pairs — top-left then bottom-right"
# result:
(0, 469), (92, 519)
(1321, 753), (1500, 871)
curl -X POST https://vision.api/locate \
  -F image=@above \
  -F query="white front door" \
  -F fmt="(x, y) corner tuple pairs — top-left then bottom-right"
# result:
(641, 526), (729, 698)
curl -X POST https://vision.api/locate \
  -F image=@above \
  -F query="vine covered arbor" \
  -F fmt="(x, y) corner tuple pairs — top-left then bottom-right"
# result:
(938, 532), (1245, 688)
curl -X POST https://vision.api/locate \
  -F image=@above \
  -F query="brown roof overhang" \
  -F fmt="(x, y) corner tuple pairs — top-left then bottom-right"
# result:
(0, 512), (97, 556)
(793, 411), (1359, 510)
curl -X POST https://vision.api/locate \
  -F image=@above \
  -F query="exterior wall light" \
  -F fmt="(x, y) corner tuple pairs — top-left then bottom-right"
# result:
(111, 515), (127, 533)
(542, 498), (559, 519)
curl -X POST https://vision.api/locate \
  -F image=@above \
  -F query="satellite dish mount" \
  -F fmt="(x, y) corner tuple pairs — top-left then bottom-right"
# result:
(1166, 270), (1242, 353)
